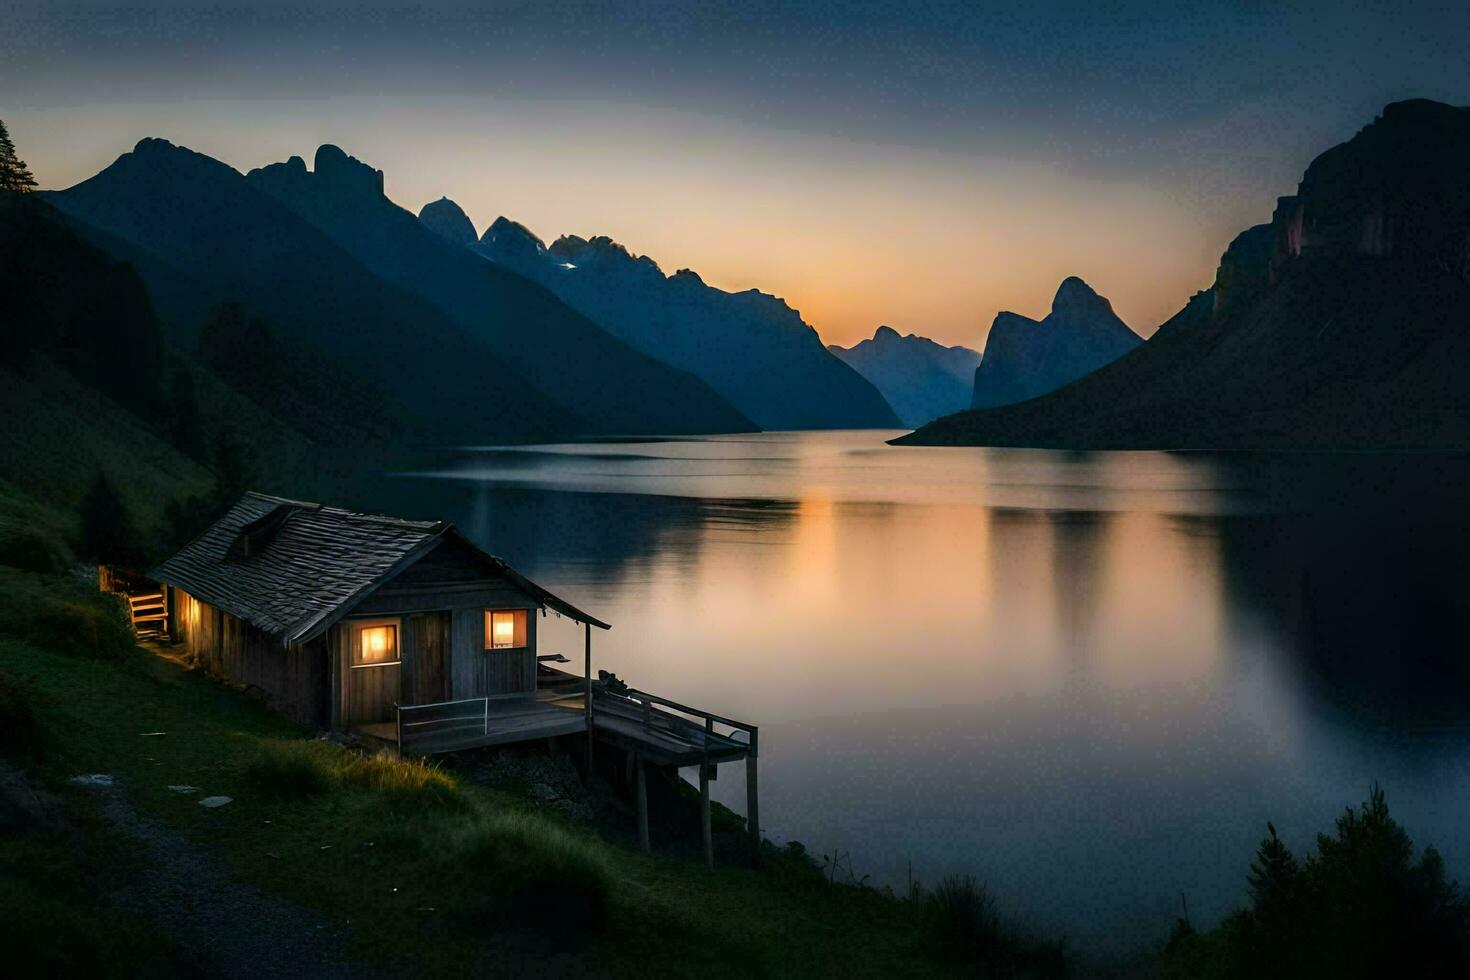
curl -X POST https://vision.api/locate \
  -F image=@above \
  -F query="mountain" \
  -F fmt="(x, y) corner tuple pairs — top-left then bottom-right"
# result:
(475, 217), (899, 429)
(896, 100), (1470, 450)
(827, 326), (979, 427)
(418, 196), (478, 247)
(247, 147), (754, 436)
(970, 277), (1143, 409)
(0, 192), (315, 534)
(44, 138), (570, 445)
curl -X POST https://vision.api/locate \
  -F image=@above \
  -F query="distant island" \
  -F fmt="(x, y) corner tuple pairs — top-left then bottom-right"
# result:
(896, 100), (1470, 451)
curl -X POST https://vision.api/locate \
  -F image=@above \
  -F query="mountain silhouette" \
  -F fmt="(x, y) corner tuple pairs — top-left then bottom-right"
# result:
(418, 196), (478, 247)
(45, 139), (570, 444)
(971, 277), (1142, 409)
(827, 326), (979, 427)
(474, 216), (899, 429)
(247, 147), (754, 436)
(896, 100), (1470, 450)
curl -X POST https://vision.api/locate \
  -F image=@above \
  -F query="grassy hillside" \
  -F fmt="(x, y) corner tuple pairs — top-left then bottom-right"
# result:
(0, 359), (215, 534)
(0, 565), (1065, 978)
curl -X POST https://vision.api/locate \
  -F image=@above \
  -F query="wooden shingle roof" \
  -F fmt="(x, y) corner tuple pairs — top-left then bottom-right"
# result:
(151, 491), (608, 644)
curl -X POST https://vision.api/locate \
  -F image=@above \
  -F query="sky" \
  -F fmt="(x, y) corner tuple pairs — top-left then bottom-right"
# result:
(3, 1), (1468, 348)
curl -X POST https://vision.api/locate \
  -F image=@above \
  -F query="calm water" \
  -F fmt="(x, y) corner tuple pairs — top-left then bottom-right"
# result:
(366, 431), (1470, 953)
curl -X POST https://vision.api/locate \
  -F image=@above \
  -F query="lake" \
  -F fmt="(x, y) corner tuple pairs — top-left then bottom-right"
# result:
(362, 430), (1470, 954)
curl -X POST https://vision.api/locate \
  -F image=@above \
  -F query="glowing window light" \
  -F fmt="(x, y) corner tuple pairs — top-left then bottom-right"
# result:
(486, 610), (525, 649)
(359, 624), (397, 664)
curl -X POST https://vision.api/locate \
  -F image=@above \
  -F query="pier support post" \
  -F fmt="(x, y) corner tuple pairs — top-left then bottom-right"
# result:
(746, 727), (760, 866)
(636, 753), (650, 853)
(583, 623), (593, 782)
(700, 761), (714, 869)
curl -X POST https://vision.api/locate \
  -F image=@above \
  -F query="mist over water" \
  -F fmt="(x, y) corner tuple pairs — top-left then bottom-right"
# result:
(363, 431), (1470, 953)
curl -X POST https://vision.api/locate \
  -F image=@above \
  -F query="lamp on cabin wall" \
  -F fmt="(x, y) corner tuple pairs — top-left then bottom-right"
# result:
(485, 609), (527, 649)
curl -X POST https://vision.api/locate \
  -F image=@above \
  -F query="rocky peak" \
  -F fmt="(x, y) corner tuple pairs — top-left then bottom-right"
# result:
(120, 137), (244, 186)
(546, 234), (588, 261)
(484, 216), (545, 251)
(418, 196), (477, 247)
(1213, 223), (1275, 318)
(872, 325), (902, 342)
(477, 216), (547, 272)
(132, 137), (177, 156)
(312, 144), (384, 199)
(1291, 98), (1470, 274)
(1050, 276), (1113, 318)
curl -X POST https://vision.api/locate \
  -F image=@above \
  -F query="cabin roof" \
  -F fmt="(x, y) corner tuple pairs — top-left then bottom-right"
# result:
(150, 491), (609, 644)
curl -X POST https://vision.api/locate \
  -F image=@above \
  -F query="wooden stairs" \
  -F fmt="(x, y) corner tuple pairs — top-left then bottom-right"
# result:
(126, 590), (169, 639)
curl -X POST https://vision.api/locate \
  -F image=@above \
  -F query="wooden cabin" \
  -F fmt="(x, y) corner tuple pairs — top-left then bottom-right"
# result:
(151, 491), (608, 747)
(147, 491), (760, 865)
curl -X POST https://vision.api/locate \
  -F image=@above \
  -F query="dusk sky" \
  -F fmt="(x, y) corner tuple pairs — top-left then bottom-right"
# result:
(4, 1), (1467, 348)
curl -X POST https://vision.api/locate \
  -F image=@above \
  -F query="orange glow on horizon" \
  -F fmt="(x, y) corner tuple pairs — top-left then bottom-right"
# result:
(16, 98), (1229, 350)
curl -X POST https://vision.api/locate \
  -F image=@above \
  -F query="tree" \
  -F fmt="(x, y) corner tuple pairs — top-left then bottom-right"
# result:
(1247, 822), (1300, 913)
(77, 475), (146, 568)
(1164, 786), (1470, 979)
(0, 120), (37, 193)
(165, 363), (207, 460)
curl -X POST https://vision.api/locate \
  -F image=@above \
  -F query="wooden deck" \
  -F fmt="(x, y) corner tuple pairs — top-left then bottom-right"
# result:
(387, 694), (587, 755)
(369, 666), (760, 867)
(381, 687), (751, 764)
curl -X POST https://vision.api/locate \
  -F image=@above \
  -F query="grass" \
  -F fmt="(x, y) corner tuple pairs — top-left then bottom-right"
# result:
(0, 561), (1065, 977)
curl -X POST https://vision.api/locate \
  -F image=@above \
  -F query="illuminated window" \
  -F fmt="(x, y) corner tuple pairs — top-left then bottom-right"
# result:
(485, 609), (527, 649)
(351, 620), (399, 666)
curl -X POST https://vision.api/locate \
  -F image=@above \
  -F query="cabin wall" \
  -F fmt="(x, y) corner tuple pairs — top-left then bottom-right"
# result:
(173, 589), (328, 726)
(348, 538), (540, 704)
(346, 595), (537, 702)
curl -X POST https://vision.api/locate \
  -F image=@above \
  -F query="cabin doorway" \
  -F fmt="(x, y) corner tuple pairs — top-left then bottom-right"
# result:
(407, 611), (450, 705)
(344, 617), (401, 730)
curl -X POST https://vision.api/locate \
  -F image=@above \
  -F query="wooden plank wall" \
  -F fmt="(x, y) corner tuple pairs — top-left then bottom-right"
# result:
(173, 589), (327, 726)
(441, 606), (536, 700)
(345, 660), (399, 726)
(406, 611), (450, 705)
(352, 546), (541, 703)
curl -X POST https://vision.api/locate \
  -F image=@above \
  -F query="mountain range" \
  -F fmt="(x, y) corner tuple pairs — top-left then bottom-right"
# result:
(897, 99), (1470, 450)
(460, 205), (899, 429)
(827, 327), (979, 427)
(245, 147), (756, 437)
(43, 139), (571, 445)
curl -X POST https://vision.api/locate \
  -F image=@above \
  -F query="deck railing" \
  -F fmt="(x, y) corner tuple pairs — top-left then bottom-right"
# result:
(596, 684), (757, 753)
(395, 691), (588, 754)
(397, 694), (543, 753)
(593, 680), (760, 864)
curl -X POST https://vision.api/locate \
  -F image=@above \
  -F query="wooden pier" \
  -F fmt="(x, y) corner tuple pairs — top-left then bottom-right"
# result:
(386, 666), (759, 867)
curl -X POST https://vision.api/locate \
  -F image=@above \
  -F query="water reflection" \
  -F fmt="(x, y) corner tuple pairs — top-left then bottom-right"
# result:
(364, 433), (1470, 953)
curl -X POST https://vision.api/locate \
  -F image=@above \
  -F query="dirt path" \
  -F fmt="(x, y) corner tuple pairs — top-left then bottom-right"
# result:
(95, 784), (372, 980)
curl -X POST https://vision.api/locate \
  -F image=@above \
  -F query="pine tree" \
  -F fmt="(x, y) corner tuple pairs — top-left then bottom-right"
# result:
(1248, 821), (1301, 912)
(77, 474), (146, 567)
(0, 120), (38, 193)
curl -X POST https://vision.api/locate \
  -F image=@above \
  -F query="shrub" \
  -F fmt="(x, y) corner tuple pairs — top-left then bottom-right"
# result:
(0, 522), (71, 573)
(336, 750), (465, 812)
(0, 586), (135, 661)
(929, 874), (1001, 956)
(445, 810), (614, 932)
(245, 739), (465, 811)
(923, 874), (1069, 976)
(244, 740), (332, 799)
